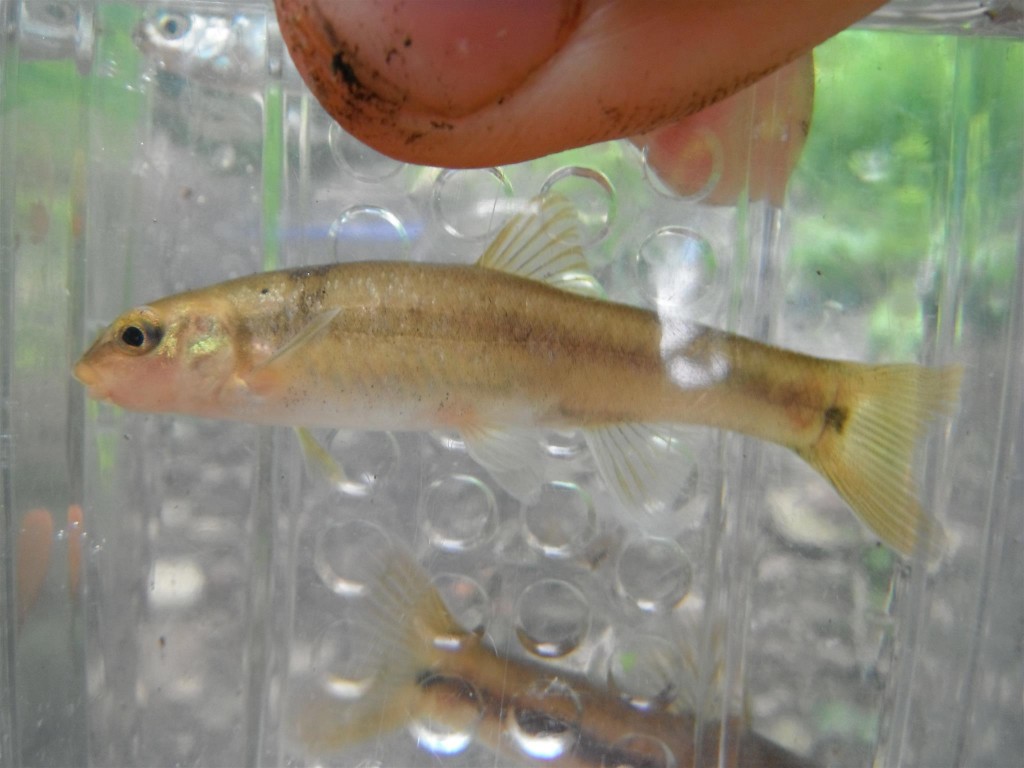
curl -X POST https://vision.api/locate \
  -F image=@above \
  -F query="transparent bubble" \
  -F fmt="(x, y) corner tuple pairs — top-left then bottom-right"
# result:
(210, 144), (237, 171)
(329, 205), (410, 262)
(515, 579), (591, 658)
(635, 227), (718, 312)
(328, 123), (404, 181)
(607, 635), (684, 712)
(508, 678), (582, 760)
(421, 474), (498, 552)
(539, 167), (616, 245)
(432, 168), (514, 239)
(640, 128), (723, 201)
(431, 572), (491, 638)
(409, 674), (482, 755)
(601, 733), (677, 768)
(521, 481), (597, 559)
(312, 520), (392, 597)
(325, 431), (401, 497)
(311, 619), (379, 699)
(615, 537), (692, 613)
(848, 146), (892, 184)
(542, 430), (587, 460)
(430, 430), (467, 453)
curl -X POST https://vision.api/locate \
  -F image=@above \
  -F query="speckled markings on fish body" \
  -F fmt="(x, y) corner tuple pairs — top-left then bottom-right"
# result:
(74, 195), (960, 556)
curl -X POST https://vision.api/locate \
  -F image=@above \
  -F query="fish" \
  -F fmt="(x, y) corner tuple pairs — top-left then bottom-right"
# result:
(133, 7), (305, 88)
(291, 539), (817, 768)
(133, 8), (276, 84)
(73, 195), (960, 556)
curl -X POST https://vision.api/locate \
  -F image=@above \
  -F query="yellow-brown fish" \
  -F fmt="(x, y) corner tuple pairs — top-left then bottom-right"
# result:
(292, 540), (817, 768)
(73, 196), (960, 555)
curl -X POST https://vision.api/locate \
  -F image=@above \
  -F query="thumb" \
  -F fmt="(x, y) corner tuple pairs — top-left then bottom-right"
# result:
(276, 0), (883, 168)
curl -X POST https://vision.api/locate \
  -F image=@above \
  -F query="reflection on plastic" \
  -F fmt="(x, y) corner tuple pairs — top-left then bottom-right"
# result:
(15, 505), (84, 629)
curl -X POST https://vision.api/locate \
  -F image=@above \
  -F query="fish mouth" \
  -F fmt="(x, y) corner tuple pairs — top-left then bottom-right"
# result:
(72, 359), (109, 400)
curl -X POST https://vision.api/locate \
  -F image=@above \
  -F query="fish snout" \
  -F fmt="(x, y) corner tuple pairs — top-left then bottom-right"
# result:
(72, 357), (108, 399)
(72, 357), (94, 385)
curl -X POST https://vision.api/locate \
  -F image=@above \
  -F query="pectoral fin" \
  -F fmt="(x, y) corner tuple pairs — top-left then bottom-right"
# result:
(477, 194), (606, 299)
(251, 308), (340, 375)
(242, 308), (340, 394)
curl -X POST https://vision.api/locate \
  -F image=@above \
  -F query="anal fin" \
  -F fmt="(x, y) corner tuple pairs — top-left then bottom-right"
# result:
(584, 423), (698, 515)
(461, 425), (547, 501)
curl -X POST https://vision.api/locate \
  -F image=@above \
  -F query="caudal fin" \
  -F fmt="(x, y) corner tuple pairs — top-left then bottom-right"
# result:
(797, 363), (961, 558)
(291, 539), (465, 754)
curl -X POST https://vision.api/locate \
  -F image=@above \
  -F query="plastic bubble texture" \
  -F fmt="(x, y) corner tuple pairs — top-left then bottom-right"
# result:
(2, 3), (1021, 768)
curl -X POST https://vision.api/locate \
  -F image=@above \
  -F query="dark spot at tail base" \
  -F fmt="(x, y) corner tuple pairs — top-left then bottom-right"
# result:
(824, 405), (848, 433)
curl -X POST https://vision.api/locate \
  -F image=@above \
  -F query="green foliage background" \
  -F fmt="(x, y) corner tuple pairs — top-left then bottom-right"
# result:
(792, 31), (1022, 352)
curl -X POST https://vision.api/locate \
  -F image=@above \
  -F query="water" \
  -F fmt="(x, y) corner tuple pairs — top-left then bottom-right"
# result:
(1, 2), (1021, 767)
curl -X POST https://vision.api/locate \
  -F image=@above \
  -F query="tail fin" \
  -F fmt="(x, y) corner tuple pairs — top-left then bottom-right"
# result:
(796, 363), (961, 558)
(292, 540), (465, 753)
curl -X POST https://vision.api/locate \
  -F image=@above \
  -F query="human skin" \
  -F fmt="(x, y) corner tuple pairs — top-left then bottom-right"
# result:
(274, 0), (884, 174)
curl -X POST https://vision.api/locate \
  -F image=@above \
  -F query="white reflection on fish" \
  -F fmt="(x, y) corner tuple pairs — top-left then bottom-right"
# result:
(73, 195), (960, 556)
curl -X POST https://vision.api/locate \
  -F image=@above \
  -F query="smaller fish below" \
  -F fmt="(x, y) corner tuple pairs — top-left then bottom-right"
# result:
(290, 540), (817, 768)
(73, 195), (960, 557)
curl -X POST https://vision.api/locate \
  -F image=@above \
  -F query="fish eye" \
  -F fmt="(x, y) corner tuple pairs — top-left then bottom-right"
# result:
(121, 326), (145, 347)
(115, 308), (163, 355)
(156, 12), (190, 40)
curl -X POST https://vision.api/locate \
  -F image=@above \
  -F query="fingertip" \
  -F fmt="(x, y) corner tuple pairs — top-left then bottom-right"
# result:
(635, 54), (815, 206)
(279, 1), (879, 169)
(377, 0), (582, 117)
(276, 0), (580, 139)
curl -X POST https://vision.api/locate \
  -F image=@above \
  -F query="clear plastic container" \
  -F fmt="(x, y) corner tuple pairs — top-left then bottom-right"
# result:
(1, 1), (1021, 766)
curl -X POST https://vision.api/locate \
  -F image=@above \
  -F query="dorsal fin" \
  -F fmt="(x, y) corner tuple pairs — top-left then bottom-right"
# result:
(477, 194), (606, 299)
